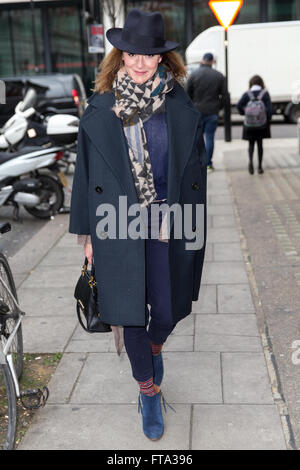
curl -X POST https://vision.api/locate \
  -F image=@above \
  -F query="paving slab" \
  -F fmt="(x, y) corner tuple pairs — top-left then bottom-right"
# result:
(192, 285), (217, 314)
(194, 314), (262, 352)
(22, 315), (77, 353)
(172, 314), (194, 335)
(210, 195), (233, 205)
(213, 243), (243, 261)
(18, 404), (191, 450)
(205, 227), (240, 243)
(163, 335), (194, 352)
(192, 404), (286, 450)
(222, 352), (274, 404)
(161, 352), (222, 404)
(9, 214), (69, 276)
(201, 262), (248, 284)
(20, 265), (78, 289)
(207, 215), (213, 229)
(47, 353), (87, 404)
(206, 187), (231, 195)
(207, 204), (234, 216)
(18, 287), (75, 317)
(70, 352), (140, 404)
(38, 246), (83, 266)
(207, 184), (231, 193)
(70, 352), (222, 405)
(65, 337), (117, 353)
(56, 232), (80, 247)
(217, 284), (255, 313)
(212, 215), (236, 228)
(203, 242), (213, 261)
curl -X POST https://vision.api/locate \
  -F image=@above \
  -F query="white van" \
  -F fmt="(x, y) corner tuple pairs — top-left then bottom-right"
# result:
(185, 21), (300, 123)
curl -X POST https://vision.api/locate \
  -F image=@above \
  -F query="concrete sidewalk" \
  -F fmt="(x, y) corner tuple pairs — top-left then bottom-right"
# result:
(14, 139), (294, 450)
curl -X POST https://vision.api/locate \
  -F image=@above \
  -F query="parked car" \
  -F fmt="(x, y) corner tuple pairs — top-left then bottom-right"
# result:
(0, 73), (87, 127)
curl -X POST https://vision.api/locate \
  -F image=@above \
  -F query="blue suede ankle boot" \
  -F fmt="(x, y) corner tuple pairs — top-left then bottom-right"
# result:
(153, 353), (164, 386)
(138, 390), (164, 440)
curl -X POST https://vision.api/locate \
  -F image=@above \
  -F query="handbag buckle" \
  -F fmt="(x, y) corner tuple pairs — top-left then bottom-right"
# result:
(81, 264), (88, 276)
(88, 275), (96, 287)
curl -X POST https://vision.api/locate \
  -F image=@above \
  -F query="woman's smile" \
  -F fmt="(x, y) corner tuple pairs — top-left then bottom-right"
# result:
(122, 51), (162, 84)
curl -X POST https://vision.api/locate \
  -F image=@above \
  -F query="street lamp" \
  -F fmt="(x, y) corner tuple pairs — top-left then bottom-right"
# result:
(208, 1), (243, 142)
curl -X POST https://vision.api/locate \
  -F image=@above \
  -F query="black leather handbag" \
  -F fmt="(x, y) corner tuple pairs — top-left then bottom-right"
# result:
(74, 257), (111, 333)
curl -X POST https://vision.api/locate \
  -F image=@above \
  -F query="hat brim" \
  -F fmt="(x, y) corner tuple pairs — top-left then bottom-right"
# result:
(106, 28), (179, 54)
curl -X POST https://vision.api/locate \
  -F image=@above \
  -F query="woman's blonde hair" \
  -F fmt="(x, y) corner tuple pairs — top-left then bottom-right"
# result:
(93, 48), (187, 94)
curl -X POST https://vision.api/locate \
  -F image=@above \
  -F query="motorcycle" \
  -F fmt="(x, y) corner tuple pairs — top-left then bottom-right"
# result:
(0, 143), (67, 220)
(0, 82), (79, 172)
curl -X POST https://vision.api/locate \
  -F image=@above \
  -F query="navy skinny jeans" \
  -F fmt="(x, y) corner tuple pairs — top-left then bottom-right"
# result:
(123, 202), (176, 382)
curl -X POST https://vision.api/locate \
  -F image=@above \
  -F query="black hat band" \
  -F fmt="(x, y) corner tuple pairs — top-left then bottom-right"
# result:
(122, 30), (165, 48)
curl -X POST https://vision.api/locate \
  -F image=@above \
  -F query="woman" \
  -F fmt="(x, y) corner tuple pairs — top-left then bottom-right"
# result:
(69, 9), (207, 441)
(237, 75), (272, 174)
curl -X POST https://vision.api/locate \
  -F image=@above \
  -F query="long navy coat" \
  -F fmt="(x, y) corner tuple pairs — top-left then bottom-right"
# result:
(69, 81), (207, 327)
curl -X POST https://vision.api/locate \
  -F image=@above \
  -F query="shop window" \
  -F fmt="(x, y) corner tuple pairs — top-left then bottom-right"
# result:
(48, 6), (84, 74)
(7, 8), (43, 76)
(126, 1), (185, 57)
(0, 10), (13, 76)
(269, 0), (300, 21)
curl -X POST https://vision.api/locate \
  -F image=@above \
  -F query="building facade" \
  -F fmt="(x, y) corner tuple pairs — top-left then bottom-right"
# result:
(1, 0), (299, 95)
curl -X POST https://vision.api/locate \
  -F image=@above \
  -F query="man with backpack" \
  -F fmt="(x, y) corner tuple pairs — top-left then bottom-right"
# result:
(237, 75), (272, 174)
(186, 52), (227, 171)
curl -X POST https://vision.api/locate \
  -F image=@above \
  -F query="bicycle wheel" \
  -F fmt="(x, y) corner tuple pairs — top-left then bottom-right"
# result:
(0, 253), (23, 380)
(0, 363), (17, 450)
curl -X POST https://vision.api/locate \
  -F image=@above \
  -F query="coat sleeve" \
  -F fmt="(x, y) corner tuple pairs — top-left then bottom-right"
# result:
(69, 121), (91, 236)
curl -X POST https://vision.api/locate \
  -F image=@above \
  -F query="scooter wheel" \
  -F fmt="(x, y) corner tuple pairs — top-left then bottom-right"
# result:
(24, 174), (65, 219)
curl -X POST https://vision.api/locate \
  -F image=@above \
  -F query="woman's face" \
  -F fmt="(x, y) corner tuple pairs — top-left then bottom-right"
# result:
(122, 52), (162, 84)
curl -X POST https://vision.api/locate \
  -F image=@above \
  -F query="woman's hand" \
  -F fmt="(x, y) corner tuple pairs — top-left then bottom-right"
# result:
(84, 241), (93, 265)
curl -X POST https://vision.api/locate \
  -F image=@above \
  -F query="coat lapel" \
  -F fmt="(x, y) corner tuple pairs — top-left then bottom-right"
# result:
(82, 92), (139, 206)
(82, 84), (200, 210)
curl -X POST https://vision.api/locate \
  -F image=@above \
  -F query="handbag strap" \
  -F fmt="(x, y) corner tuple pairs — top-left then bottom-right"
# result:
(76, 302), (89, 332)
(83, 256), (95, 277)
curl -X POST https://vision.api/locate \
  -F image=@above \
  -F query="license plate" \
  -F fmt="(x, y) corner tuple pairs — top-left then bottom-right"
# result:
(57, 171), (68, 187)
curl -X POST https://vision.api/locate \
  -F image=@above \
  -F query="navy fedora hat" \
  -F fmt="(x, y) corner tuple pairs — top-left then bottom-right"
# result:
(106, 8), (179, 55)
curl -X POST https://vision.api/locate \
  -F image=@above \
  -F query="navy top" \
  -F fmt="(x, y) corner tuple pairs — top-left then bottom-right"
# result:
(143, 111), (168, 201)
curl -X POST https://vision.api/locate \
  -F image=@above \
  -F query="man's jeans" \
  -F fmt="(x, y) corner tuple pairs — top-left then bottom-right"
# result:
(199, 113), (218, 166)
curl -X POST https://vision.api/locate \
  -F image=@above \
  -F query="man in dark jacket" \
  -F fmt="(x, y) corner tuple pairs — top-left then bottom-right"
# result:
(186, 53), (227, 170)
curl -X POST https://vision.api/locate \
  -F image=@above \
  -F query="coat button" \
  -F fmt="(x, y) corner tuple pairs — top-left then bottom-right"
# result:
(191, 182), (199, 190)
(95, 186), (103, 193)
